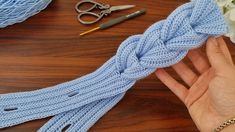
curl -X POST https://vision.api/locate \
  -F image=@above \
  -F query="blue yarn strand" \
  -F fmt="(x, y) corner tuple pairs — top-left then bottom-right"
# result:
(0, 0), (228, 131)
(0, 0), (51, 28)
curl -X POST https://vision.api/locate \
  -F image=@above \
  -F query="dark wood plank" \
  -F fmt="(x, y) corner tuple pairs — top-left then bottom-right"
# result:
(0, 0), (234, 131)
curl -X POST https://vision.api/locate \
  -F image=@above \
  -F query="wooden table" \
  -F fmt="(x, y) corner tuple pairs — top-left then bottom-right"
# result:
(0, 0), (234, 132)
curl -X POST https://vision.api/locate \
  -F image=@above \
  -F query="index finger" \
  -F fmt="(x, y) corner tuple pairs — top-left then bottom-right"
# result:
(216, 37), (234, 65)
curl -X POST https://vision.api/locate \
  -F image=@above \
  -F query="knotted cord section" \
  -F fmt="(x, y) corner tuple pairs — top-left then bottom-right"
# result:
(116, 0), (227, 80)
(0, 0), (228, 131)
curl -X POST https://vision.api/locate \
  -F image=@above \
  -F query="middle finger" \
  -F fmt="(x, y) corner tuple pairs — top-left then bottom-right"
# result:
(187, 49), (210, 74)
(172, 61), (198, 87)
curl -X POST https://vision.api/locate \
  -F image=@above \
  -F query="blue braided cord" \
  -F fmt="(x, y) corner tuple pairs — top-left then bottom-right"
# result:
(0, 57), (134, 128)
(0, 0), (51, 28)
(69, 94), (125, 132)
(0, 0), (228, 131)
(38, 94), (125, 132)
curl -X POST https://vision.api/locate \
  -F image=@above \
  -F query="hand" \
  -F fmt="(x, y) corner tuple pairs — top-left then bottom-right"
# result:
(155, 37), (235, 132)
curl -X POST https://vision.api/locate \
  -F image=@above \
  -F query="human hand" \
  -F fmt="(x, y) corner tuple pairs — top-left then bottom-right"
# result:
(155, 37), (235, 132)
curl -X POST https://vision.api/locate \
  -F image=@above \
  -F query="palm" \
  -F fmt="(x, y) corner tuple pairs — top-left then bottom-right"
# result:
(155, 37), (235, 131)
(187, 68), (220, 131)
(189, 68), (235, 131)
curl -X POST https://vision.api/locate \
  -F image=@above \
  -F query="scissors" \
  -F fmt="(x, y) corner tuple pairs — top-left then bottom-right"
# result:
(75, 0), (135, 25)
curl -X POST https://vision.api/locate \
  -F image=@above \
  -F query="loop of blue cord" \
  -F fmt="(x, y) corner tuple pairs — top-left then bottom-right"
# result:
(0, 0), (228, 131)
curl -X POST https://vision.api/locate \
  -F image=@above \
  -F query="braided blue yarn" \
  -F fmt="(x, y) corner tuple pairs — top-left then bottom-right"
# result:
(0, 0), (228, 131)
(0, 0), (51, 28)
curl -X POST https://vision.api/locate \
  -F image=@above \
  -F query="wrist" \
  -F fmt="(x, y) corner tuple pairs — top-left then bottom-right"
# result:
(222, 125), (235, 132)
(214, 117), (235, 132)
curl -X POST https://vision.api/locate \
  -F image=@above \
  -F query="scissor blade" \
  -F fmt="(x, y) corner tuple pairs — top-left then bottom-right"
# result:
(109, 5), (135, 12)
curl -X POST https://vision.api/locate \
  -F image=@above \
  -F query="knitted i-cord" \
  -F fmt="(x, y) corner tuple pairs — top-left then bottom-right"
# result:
(0, 0), (52, 28)
(0, 0), (228, 131)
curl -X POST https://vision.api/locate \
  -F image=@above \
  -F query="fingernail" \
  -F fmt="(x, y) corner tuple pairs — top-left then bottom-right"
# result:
(209, 37), (218, 47)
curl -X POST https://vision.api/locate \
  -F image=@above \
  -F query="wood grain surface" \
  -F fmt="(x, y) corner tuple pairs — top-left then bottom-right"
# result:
(0, 0), (235, 132)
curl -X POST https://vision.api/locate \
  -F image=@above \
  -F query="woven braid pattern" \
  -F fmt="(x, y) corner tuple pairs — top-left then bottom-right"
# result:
(0, 0), (51, 28)
(0, 0), (228, 131)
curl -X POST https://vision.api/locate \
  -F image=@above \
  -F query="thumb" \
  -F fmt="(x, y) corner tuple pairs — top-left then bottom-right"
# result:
(206, 37), (230, 72)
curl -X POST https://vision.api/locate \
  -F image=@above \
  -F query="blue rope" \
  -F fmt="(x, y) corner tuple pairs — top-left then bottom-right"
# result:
(0, 0), (51, 28)
(0, 0), (228, 131)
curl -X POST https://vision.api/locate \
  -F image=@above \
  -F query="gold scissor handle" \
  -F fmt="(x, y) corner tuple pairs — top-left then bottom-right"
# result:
(75, 0), (110, 13)
(77, 11), (106, 25)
